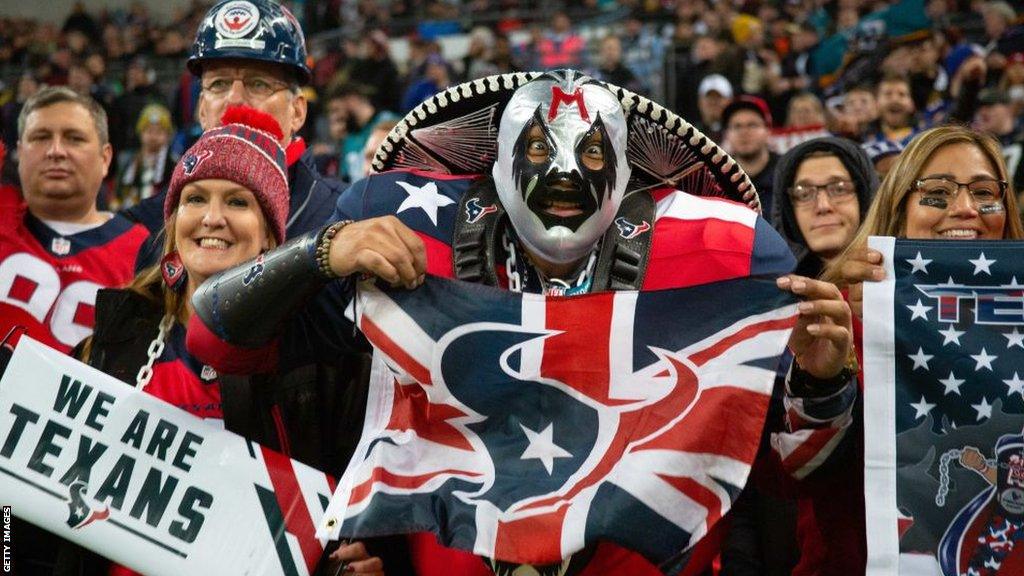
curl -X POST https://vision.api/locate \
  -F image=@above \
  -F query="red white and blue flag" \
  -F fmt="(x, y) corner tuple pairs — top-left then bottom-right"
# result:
(864, 238), (1024, 576)
(318, 275), (798, 569)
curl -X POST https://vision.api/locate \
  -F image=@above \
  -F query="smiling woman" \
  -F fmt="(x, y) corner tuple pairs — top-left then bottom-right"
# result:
(63, 105), (293, 575)
(828, 125), (1024, 285)
(77, 105), (288, 409)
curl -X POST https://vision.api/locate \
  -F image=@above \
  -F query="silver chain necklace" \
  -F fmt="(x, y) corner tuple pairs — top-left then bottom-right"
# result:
(501, 230), (597, 296)
(135, 314), (175, 390)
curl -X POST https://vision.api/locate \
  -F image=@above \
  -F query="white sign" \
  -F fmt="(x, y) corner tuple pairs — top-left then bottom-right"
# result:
(0, 337), (333, 575)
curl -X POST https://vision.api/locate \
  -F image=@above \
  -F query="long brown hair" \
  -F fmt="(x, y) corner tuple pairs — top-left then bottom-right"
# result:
(824, 125), (1024, 284)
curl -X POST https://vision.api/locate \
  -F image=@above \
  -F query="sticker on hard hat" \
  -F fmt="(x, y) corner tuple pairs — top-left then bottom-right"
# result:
(214, 0), (260, 40)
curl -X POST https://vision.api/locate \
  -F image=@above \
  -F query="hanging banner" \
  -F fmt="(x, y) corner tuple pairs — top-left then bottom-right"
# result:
(0, 337), (333, 575)
(865, 237), (1024, 575)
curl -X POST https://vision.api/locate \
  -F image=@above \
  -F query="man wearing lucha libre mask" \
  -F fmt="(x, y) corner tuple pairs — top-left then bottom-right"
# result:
(187, 70), (858, 575)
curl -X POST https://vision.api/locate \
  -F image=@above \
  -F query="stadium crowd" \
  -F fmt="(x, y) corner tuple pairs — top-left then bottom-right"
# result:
(2, 0), (1024, 575)
(2, 0), (1024, 213)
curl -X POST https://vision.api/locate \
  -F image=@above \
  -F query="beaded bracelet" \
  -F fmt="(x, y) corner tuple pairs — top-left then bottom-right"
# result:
(316, 220), (353, 280)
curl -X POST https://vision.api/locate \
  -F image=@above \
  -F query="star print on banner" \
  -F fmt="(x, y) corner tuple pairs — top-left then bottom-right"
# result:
(938, 325), (965, 346)
(969, 252), (996, 275)
(908, 347), (933, 370)
(1004, 372), (1024, 397)
(910, 396), (935, 420)
(971, 348), (997, 371)
(939, 371), (964, 396)
(885, 240), (1024, 435)
(396, 180), (456, 226)
(907, 299), (932, 321)
(519, 423), (572, 475)
(907, 251), (932, 274)
(971, 397), (993, 421)
(1005, 328), (1024, 349)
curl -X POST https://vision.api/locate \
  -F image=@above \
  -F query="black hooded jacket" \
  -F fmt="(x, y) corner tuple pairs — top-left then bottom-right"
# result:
(770, 136), (879, 279)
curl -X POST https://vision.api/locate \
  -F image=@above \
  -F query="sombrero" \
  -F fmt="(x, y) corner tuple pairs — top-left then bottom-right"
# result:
(372, 71), (760, 212)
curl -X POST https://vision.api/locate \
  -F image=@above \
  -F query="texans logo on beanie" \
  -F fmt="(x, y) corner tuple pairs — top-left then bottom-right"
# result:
(166, 106), (289, 244)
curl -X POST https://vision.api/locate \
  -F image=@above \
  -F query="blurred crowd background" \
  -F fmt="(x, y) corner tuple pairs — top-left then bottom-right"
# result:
(1, 0), (1023, 212)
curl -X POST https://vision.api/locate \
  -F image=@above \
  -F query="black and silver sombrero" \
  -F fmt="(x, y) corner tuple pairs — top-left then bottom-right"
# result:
(371, 72), (760, 212)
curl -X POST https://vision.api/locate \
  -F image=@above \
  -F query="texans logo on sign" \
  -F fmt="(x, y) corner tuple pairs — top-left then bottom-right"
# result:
(182, 150), (214, 176)
(214, 1), (260, 39)
(465, 198), (498, 224)
(66, 481), (110, 530)
(614, 217), (651, 240)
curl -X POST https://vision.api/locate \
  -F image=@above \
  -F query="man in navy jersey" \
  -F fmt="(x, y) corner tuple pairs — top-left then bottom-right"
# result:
(0, 87), (148, 355)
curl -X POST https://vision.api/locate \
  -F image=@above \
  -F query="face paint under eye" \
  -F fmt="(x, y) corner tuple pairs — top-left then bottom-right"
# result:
(919, 196), (948, 209)
(978, 203), (1005, 214)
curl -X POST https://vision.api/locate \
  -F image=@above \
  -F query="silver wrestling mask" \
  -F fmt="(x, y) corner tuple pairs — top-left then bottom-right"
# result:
(491, 71), (631, 264)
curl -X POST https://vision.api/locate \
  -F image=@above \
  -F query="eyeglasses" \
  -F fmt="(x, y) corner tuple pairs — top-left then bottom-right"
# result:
(201, 76), (294, 99)
(788, 179), (857, 206)
(912, 176), (1006, 206)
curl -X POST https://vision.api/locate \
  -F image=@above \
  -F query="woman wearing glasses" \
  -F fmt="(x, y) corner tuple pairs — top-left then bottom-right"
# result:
(719, 138), (879, 575)
(830, 125), (1024, 318)
(796, 127), (1024, 575)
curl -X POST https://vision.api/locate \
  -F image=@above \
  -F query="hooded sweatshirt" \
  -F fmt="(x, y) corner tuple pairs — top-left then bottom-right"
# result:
(770, 136), (879, 279)
(769, 136), (878, 576)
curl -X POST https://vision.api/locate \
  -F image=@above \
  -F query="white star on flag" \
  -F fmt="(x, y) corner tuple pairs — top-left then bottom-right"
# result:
(969, 252), (996, 275)
(906, 251), (932, 274)
(906, 299), (932, 321)
(396, 180), (456, 226)
(938, 325), (965, 346)
(971, 348), (997, 371)
(908, 347), (933, 371)
(519, 422), (572, 475)
(910, 396), (935, 420)
(1004, 372), (1024, 397)
(939, 371), (964, 395)
(1005, 328), (1024, 349)
(972, 397), (993, 421)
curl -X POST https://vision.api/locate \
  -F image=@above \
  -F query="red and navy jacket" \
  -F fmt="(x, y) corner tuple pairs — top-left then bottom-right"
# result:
(0, 196), (148, 353)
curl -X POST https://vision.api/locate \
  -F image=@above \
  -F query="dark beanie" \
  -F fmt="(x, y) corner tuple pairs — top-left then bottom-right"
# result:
(770, 136), (879, 278)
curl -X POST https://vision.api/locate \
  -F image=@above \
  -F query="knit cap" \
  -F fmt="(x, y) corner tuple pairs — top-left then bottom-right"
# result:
(166, 106), (289, 244)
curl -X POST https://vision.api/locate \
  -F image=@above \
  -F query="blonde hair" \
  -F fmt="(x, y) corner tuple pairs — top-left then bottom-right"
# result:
(824, 125), (1024, 284)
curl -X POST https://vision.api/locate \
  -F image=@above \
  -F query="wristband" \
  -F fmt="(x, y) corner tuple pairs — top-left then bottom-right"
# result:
(316, 220), (353, 280)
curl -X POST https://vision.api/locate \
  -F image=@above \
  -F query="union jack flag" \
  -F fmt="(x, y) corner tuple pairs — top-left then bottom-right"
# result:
(320, 276), (798, 569)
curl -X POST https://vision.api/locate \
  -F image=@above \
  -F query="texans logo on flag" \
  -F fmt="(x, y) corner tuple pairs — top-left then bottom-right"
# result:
(465, 198), (498, 224)
(328, 277), (797, 567)
(66, 481), (109, 530)
(182, 150), (213, 176)
(614, 217), (650, 240)
(214, 0), (260, 39)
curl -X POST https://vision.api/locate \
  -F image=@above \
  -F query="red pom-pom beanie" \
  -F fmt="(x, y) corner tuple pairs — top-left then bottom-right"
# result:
(166, 106), (289, 244)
